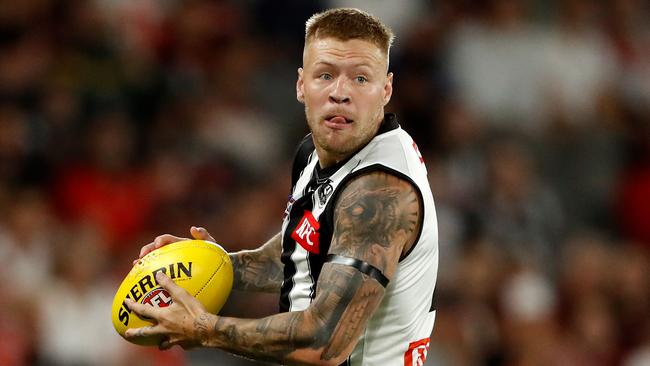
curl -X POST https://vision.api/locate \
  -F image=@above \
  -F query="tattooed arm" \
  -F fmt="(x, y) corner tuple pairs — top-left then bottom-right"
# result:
(126, 171), (422, 365)
(229, 232), (284, 292)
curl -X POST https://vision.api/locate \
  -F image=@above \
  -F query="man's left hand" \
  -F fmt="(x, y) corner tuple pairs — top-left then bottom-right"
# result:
(124, 272), (215, 350)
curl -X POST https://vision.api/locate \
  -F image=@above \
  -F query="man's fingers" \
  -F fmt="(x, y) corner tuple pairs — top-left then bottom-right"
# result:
(190, 226), (216, 242)
(138, 234), (187, 259)
(125, 298), (160, 320)
(155, 272), (191, 301)
(138, 242), (155, 259)
(154, 234), (185, 248)
(124, 324), (161, 340)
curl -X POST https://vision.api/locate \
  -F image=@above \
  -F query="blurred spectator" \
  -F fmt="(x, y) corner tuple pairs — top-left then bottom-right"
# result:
(36, 224), (126, 365)
(0, 187), (55, 297)
(542, 0), (618, 127)
(448, 0), (548, 132)
(478, 135), (565, 271)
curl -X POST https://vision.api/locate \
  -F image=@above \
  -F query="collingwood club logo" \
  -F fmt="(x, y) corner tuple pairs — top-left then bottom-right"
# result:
(317, 181), (333, 206)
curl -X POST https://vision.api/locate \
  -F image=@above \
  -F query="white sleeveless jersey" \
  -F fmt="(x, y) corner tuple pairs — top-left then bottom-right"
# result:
(280, 114), (439, 366)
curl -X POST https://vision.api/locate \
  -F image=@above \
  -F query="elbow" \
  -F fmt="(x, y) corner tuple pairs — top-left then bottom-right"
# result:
(296, 335), (354, 366)
(314, 343), (351, 366)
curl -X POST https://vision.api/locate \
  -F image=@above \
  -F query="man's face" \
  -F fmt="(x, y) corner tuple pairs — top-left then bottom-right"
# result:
(297, 37), (393, 166)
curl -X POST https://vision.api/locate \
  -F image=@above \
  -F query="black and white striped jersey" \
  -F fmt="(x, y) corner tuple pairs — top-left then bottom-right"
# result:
(279, 114), (439, 366)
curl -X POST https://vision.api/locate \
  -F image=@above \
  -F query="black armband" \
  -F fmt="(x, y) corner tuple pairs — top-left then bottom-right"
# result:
(325, 254), (390, 287)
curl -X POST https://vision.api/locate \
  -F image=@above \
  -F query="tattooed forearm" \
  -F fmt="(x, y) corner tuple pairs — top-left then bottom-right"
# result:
(316, 265), (384, 361)
(206, 306), (311, 362)
(200, 264), (384, 365)
(229, 232), (284, 292)
(332, 171), (421, 277)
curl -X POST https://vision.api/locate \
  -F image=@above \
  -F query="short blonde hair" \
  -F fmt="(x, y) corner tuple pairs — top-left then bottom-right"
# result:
(305, 8), (394, 58)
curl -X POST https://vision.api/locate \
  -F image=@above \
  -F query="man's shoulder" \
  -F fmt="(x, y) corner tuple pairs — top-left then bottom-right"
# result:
(294, 134), (315, 159)
(291, 134), (315, 188)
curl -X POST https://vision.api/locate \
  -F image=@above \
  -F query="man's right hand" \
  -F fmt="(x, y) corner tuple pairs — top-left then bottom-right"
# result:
(133, 226), (216, 265)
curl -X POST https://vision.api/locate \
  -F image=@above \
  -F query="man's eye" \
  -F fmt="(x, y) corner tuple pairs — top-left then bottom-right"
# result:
(356, 76), (368, 83)
(320, 73), (333, 80)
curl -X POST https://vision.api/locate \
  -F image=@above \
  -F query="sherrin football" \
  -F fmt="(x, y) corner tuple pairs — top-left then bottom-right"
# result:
(111, 240), (233, 345)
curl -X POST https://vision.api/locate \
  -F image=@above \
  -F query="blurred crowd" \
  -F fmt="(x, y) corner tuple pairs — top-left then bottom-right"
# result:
(0, 0), (649, 365)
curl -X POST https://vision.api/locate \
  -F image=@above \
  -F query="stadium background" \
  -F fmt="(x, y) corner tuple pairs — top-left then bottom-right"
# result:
(0, 0), (649, 365)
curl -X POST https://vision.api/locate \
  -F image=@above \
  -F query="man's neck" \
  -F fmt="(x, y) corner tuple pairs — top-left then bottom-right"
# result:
(315, 146), (349, 169)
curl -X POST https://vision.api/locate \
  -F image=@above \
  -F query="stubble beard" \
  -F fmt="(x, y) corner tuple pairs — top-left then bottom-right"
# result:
(305, 107), (384, 162)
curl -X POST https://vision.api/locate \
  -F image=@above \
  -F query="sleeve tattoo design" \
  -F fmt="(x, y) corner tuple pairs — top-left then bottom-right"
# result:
(204, 171), (421, 364)
(229, 232), (285, 292)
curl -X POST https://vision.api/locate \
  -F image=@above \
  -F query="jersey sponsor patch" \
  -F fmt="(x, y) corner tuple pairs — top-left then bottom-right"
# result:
(291, 210), (320, 254)
(404, 337), (430, 366)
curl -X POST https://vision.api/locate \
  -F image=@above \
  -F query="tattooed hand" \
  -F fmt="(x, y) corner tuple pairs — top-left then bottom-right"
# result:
(124, 272), (217, 350)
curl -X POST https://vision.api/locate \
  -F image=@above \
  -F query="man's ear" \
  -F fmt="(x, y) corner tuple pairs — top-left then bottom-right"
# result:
(383, 72), (393, 106)
(296, 68), (305, 104)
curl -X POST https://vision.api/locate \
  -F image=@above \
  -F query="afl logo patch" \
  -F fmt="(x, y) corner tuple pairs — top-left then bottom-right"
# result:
(141, 287), (173, 308)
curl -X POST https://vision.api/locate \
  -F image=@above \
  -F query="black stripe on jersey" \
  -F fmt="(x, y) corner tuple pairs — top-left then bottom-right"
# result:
(279, 193), (314, 312)
(322, 163), (425, 263)
(326, 254), (390, 287)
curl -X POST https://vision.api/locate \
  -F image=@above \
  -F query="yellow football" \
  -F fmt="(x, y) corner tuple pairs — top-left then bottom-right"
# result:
(111, 240), (233, 345)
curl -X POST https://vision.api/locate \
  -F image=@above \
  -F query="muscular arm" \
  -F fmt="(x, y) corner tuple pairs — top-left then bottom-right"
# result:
(228, 232), (284, 292)
(198, 171), (422, 365)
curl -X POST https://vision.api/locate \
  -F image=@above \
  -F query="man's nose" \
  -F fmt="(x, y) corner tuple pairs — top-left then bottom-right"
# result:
(329, 78), (350, 104)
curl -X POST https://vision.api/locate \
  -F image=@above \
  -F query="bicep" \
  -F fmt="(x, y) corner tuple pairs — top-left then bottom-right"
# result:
(328, 170), (422, 279)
